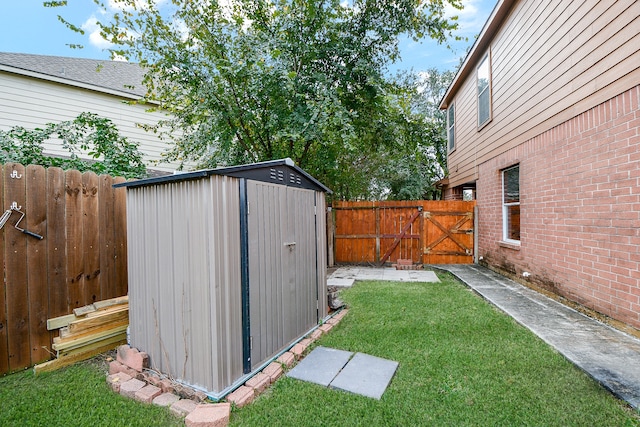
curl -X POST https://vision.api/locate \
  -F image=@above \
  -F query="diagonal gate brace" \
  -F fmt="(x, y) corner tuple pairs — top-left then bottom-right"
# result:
(379, 207), (422, 265)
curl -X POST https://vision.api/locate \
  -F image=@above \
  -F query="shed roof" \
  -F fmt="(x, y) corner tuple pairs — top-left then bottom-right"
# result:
(0, 52), (147, 98)
(114, 158), (332, 193)
(439, 0), (516, 110)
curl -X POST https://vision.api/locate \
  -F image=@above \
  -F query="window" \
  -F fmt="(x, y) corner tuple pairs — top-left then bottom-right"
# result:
(477, 52), (491, 127)
(447, 103), (455, 151)
(502, 165), (520, 242)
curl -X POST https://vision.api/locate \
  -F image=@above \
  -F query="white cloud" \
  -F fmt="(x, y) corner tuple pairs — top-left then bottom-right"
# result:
(446, 0), (490, 37)
(82, 16), (114, 50)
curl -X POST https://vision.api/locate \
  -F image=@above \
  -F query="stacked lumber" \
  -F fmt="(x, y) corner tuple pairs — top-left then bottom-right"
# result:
(34, 296), (129, 374)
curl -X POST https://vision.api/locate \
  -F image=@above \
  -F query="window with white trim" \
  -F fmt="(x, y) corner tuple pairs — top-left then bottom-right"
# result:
(447, 103), (455, 151)
(477, 52), (491, 127)
(502, 165), (520, 242)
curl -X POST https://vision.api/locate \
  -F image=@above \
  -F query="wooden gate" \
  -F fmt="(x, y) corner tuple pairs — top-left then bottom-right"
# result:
(331, 200), (475, 265)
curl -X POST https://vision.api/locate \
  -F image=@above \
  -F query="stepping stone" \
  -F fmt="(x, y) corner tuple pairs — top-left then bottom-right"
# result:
(287, 346), (353, 386)
(330, 353), (398, 400)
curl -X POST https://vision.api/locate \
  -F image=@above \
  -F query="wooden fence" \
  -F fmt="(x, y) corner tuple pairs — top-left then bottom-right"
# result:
(330, 200), (476, 265)
(0, 163), (128, 374)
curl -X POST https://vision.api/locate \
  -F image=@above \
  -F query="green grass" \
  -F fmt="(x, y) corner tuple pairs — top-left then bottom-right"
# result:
(1, 273), (638, 426)
(231, 273), (640, 426)
(0, 357), (183, 427)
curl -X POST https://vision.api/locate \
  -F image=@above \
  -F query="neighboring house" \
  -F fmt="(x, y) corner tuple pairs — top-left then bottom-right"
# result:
(0, 52), (184, 174)
(440, 1), (640, 328)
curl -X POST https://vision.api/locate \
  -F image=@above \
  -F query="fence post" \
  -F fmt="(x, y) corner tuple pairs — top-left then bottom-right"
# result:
(326, 206), (335, 267)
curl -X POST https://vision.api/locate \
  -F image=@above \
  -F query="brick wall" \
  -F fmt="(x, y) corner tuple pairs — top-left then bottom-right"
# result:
(476, 85), (640, 328)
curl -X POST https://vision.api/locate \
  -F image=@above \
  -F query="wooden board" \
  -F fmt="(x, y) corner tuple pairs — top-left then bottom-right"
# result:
(99, 175), (116, 299)
(83, 172), (101, 305)
(46, 167), (68, 319)
(114, 178), (128, 297)
(26, 165), (50, 365)
(65, 169), (84, 309)
(52, 324), (128, 352)
(34, 335), (126, 375)
(4, 163), (30, 370)
(0, 164), (7, 373)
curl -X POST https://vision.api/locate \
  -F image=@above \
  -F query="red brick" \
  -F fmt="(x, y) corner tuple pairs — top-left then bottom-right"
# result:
(309, 329), (322, 341)
(170, 398), (199, 417)
(245, 373), (270, 394)
(319, 323), (333, 334)
(116, 345), (149, 373)
(159, 379), (175, 394)
(226, 385), (254, 408)
(185, 403), (230, 427)
(108, 360), (138, 378)
(106, 372), (132, 393)
(135, 384), (163, 404)
(262, 362), (283, 383)
(291, 343), (305, 359)
(120, 378), (146, 398)
(276, 352), (295, 368)
(152, 392), (180, 407)
(108, 360), (125, 375)
(298, 338), (312, 350)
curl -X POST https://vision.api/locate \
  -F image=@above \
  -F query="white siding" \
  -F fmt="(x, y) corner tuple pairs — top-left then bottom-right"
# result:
(0, 71), (185, 173)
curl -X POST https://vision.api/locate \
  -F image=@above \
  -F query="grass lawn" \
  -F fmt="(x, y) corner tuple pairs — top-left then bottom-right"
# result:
(230, 273), (640, 426)
(1, 272), (638, 426)
(0, 356), (183, 427)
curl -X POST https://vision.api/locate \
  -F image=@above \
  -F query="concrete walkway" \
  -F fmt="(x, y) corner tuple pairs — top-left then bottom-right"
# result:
(329, 264), (640, 409)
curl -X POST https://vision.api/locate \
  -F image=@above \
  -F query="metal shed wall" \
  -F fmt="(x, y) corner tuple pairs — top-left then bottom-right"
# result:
(315, 191), (328, 320)
(126, 175), (243, 394)
(247, 182), (325, 368)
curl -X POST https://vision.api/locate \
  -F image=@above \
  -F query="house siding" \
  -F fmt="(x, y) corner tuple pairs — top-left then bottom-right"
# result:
(476, 85), (640, 328)
(447, 0), (640, 189)
(0, 71), (182, 173)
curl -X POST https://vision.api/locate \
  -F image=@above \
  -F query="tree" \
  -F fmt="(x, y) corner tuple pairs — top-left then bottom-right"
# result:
(379, 67), (456, 200)
(50, 0), (462, 198)
(0, 112), (147, 178)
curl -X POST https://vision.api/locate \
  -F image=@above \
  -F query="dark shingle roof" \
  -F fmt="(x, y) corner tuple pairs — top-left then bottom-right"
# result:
(0, 52), (147, 98)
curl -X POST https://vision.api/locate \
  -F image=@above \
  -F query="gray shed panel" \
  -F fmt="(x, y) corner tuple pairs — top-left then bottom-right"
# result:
(126, 176), (243, 393)
(247, 182), (320, 368)
(315, 191), (328, 320)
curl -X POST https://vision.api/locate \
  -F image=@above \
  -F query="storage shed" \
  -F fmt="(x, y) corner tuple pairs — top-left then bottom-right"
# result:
(114, 158), (330, 398)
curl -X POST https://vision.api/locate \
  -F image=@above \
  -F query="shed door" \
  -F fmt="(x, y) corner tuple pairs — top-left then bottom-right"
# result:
(246, 181), (318, 369)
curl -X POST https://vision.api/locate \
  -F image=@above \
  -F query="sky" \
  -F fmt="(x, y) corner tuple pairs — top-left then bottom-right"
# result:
(0, 0), (497, 74)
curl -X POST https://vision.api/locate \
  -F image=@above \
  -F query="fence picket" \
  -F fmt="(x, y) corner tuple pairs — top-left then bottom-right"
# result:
(99, 175), (116, 299)
(47, 167), (68, 319)
(0, 165), (7, 373)
(65, 170), (84, 309)
(4, 163), (30, 371)
(83, 172), (100, 305)
(114, 177), (128, 297)
(26, 165), (49, 365)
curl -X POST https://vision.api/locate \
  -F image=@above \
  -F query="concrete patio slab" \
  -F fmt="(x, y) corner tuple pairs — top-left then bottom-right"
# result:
(330, 353), (398, 400)
(329, 267), (440, 284)
(287, 346), (353, 387)
(327, 277), (355, 288)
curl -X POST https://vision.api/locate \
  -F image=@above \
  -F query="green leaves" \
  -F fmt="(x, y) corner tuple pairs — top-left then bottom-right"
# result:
(0, 113), (147, 178)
